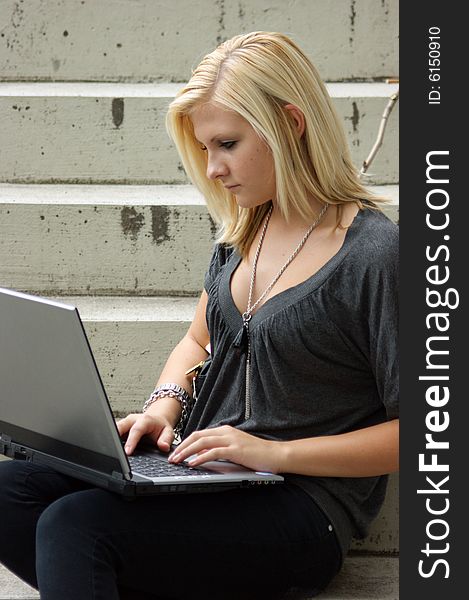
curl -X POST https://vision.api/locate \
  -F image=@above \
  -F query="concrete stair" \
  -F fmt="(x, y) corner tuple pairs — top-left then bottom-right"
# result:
(0, 184), (398, 296)
(0, 0), (398, 82)
(0, 0), (399, 597)
(0, 82), (398, 185)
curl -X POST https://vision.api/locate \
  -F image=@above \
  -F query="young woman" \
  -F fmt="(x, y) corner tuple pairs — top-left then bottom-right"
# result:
(0, 32), (398, 599)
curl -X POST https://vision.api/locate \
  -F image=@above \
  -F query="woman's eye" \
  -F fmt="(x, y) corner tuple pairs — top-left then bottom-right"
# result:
(199, 141), (236, 151)
(220, 141), (237, 150)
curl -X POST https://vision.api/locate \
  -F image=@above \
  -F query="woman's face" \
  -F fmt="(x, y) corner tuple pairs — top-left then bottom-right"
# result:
(190, 102), (276, 209)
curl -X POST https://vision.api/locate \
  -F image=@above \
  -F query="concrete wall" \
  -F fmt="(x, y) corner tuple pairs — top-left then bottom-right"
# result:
(0, 82), (398, 185)
(0, 0), (398, 82)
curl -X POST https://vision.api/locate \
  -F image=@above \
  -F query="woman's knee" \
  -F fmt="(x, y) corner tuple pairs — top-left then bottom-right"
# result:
(36, 490), (122, 598)
(35, 492), (98, 587)
(36, 488), (120, 561)
(37, 490), (95, 553)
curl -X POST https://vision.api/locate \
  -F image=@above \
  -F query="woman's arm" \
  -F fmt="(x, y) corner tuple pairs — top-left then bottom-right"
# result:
(154, 289), (210, 392)
(169, 418), (399, 477)
(117, 290), (210, 454)
(278, 418), (399, 477)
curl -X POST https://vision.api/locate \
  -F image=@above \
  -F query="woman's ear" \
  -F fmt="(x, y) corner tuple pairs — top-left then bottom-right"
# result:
(284, 104), (306, 137)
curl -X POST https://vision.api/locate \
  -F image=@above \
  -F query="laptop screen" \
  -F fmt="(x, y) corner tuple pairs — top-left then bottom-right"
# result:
(0, 288), (127, 475)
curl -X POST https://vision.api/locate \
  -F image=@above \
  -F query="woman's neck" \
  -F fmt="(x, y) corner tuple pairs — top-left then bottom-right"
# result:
(269, 200), (359, 232)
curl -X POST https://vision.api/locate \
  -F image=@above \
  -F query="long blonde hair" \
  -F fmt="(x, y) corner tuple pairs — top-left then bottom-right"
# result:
(166, 31), (385, 257)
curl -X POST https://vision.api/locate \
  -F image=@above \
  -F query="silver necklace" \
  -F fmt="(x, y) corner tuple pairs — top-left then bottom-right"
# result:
(241, 202), (329, 420)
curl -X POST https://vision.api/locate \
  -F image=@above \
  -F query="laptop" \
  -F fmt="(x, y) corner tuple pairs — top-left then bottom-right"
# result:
(0, 287), (283, 497)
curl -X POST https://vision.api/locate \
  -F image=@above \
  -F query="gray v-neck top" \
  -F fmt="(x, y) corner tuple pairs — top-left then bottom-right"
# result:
(183, 207), (399, 559)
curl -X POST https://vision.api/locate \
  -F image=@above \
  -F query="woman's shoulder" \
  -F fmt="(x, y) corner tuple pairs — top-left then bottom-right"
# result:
(204, 243), (237, 292)
(351, 207), (398, 265)
(322, 207), (398, 315)
(208, 243), (237, 270)
(327, 207), (398, 297)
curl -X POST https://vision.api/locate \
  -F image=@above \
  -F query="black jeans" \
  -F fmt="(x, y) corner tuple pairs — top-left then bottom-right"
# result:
(0, 460), (342, 600)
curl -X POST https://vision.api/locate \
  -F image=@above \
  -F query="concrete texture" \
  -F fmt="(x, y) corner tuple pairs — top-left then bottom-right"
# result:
(0, 563), (38, 599)
(0, 184), (398, 295)
(0, 0), (399, 83)
(0, 82), (399, 184)
(0, 197), (216, 296)
(0, 556), (398, 600)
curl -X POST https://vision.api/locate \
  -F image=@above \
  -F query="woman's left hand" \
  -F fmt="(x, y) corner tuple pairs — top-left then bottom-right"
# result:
(168, 425), (282, 473)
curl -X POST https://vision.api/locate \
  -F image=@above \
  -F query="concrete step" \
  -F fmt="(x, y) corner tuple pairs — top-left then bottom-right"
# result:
(0, 82), (399, 184)
(0, 0), (398, 83)
(0, 184), (215, 296)
(0, 556), (398, 599)
(0, 184), (399, 295)
(0, 564), (36, 600)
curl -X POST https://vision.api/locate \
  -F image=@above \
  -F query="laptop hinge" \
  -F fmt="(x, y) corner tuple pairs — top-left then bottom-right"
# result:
(111, 470), (125, 480)
(0, 436), (33, 461)
(0, 434), (11, 456)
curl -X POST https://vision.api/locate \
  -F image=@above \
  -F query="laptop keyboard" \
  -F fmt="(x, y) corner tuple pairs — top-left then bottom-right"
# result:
(129, 454), (210, 478)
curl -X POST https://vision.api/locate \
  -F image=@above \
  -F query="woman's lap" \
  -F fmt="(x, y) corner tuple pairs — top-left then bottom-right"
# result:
(0, 460), (341, 599)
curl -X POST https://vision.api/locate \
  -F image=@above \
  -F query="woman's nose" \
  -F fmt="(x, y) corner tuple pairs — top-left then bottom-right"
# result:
(206, 155), (229, 180)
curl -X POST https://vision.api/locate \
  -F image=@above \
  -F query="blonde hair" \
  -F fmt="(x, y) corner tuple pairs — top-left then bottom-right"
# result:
(166, 31), (387, 257)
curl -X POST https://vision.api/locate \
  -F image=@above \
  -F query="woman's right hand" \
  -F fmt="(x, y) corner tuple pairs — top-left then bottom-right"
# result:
(116, 412), (176, 455)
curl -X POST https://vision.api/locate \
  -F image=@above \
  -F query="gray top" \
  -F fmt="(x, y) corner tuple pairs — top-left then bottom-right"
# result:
(183, 207), (399, 560)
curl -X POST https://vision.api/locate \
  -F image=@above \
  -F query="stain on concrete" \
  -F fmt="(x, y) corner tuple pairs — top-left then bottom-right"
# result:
(52, 58), (61, 72)
(11, 1), (25, 29)
(150, 206), (171, 244)
(4, 1), (25, 52)
(208, 215), (218, 240)
(216, 0), (226, 44)
(349, 0), (356, 45)
(112, 98), (124, 128)
(11, 104), (30, 113)
(238, 1), (245, 19)
(351, 101), (359, 132)
(121, 206), (144, 241)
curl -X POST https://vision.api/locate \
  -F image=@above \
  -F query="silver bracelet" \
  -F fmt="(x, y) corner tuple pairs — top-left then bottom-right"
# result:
(142, 383), (193, 439)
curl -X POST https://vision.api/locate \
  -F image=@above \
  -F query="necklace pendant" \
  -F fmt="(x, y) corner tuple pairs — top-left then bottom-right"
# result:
(233, 314), (251, 356)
